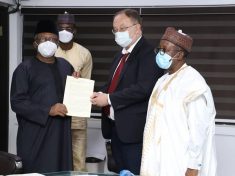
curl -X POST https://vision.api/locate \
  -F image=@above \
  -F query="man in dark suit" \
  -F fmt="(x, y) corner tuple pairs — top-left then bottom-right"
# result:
(91, 9), (163, 174)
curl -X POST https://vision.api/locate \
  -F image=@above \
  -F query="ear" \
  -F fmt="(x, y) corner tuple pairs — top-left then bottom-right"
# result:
(73, 29), (77, 37)
(33, 41), (38, 49)
(177, 51), (185, 61)
(136, 23), (142, 33)
(72, 27), (77, 40)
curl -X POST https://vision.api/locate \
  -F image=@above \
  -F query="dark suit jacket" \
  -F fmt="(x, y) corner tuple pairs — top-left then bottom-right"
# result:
(102, 37), (164, 143)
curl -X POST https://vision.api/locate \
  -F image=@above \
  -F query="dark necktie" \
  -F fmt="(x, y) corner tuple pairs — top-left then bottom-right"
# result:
(103, 53), (130, 116)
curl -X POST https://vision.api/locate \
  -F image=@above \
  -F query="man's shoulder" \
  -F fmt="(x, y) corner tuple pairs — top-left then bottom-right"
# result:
(18, 58), (35, 68)
(142, 37), (154, 49)
(73, 42), (91, 54)
(57, 57), (72, 66)
(186, 66), (204, 79)
(137, 36), (153, 45)
(135, 37), (154, 52)
(183, 66), (207, 86)
(56, 57), (74, 73)
(132, 37), (154, 57)
(13, 58), (38, 75)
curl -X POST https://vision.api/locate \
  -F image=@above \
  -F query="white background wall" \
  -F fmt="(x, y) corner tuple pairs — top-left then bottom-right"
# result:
(3, 0), (235, 175)
(19, 0), (235, 7)
(8, 12), (23, 153)
(216, 125), (235, 176)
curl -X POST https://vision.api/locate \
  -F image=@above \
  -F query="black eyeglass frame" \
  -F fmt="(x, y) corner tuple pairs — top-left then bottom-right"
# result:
(154, 47), (182, 55)
(112, 23), (137, 34)
(58, 27), (74, 33)
(35, 37), (59, 45)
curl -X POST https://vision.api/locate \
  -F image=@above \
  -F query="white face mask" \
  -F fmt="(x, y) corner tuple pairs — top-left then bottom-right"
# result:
(37, 41), (57, 58)
(114, 31), (132, 48)
(59, 30), (73, 43)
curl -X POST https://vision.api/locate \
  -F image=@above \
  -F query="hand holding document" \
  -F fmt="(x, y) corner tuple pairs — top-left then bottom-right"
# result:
(63, 76), (95, 117)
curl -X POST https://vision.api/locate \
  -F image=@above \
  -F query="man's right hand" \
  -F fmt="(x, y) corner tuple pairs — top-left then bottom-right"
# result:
(72, 71), (81, 78)
(49, 103), (68, 117)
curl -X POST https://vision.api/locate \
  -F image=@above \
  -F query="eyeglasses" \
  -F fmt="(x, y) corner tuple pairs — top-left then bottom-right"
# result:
(58, 27), (74, 32)
(154, 47), (182, 55)
(36, 37), (58, 44)
(112, 24), (137, 33)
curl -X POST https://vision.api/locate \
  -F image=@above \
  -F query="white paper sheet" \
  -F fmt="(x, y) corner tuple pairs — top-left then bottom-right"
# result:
(63, 76), (95, 117)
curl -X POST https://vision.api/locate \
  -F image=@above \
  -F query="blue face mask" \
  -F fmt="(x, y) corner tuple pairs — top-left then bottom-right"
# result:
(114, 31), (132, 48)
(155, 52), (172, 69)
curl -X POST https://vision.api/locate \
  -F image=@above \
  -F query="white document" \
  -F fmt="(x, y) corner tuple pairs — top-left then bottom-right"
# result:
(63, 76), (95, 117)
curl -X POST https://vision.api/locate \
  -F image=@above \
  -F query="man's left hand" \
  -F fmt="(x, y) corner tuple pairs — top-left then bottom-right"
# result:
(185, 168), (198, 176)
(91, 92), (109, 107)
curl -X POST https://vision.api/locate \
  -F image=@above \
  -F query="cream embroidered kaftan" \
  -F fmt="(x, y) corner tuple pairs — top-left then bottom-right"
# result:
(141, 64), (217, 176)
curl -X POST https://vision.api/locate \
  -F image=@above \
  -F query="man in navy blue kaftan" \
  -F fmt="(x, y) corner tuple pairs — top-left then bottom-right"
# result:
(10, 20), (73, 173)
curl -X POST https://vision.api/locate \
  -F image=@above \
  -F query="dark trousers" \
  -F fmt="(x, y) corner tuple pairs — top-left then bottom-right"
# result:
(111, 126), (142, 175)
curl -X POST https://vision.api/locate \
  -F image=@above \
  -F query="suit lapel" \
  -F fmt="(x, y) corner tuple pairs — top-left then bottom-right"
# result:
(107, 37), (145, 90)
(117, 37), (145, 85)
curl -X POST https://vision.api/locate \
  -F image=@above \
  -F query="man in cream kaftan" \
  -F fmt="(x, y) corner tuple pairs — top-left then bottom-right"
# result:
(55, 12), (93, 171)
(141, 27), (217, 176)
(141, 64), (217, 176)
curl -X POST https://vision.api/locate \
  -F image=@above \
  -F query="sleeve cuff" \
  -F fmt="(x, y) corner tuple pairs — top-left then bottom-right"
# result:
(187, 158), (202, 170)
(107, 94), (111, 105)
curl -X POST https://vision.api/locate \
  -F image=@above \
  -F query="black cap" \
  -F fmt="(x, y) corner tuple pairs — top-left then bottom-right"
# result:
(34, 20), (58, 36)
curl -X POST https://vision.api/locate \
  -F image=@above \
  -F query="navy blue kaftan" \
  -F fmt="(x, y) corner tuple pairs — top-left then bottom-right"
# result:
(10, 57), (73, 173)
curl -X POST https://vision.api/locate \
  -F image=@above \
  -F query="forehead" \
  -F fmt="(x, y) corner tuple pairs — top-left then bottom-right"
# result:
(58, 23), (74, 28)
(159, 39), (177, 49)
(113, 13), (133, 27)
(36, 32), (58, 39)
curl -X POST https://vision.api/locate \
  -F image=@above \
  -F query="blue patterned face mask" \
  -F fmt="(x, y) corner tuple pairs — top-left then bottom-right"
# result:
(155, 52), (172, 69)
